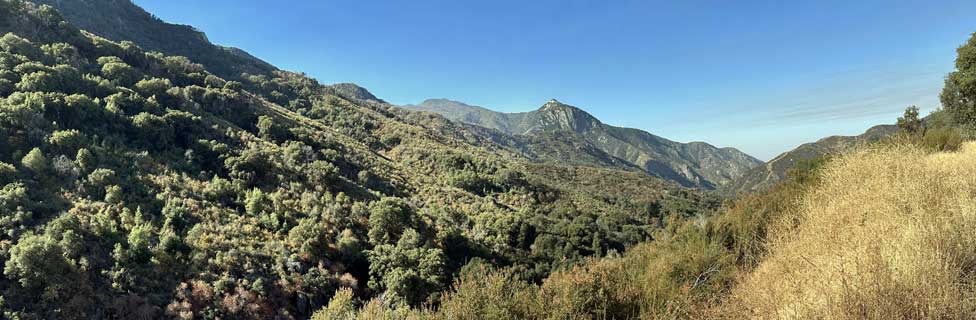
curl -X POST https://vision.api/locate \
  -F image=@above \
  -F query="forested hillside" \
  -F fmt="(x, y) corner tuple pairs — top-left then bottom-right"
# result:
(0, 1), (716, 319)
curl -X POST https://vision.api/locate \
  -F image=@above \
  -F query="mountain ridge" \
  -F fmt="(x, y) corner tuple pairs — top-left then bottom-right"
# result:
(406, 98), (763, 189)
(723, 124), (900, 194)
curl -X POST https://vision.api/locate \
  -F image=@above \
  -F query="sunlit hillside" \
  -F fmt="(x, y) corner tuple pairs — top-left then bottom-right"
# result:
(4, 0), (976, 319)
(723, 142), (976, 318)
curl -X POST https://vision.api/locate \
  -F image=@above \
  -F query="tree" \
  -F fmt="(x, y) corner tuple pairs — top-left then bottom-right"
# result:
(4, 233), (80, 301)
(15, 71), (58, 92)
(256, 115), (288, 141)
(307, 160), (339, 186)
(48, 130), (86, 154)
(366, 228), (446, 306)
(132, 112), (174, 150)
(41, 43), (85, 67)
(21, 148), (46, 173)
(367, 198), (414, 245)
(101, 60), (140, 86)
(311, 288), (357, 320)
(244, 188), (269, 216)
(0, 33), (42, 59)
(75, 148), (95, 172)
(941, 33), (976, 126)
(133, 77), (173, 99)
(897, 105), (922, 134)
(0, 162), (15, 183)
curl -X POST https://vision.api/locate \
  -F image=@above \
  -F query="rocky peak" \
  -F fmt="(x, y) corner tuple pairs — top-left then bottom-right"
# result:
(533, 99), (601, 134)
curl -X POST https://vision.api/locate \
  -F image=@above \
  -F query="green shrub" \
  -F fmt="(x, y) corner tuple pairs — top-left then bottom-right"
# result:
(922, 127), (965, 151)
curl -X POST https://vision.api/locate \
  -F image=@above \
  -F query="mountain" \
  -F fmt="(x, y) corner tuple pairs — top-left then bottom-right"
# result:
(723, 124), (899, 194)
(32, 0), (276, 79)
(36, 0), (758, 190)
(325, 83), (385, 103)
(0, 1), (719, 318)
(33, 0), (390, 106)
(407, 98), (763, 189)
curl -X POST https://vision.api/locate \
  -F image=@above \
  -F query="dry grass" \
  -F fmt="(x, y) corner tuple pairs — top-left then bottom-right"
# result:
(722, 142), (976, 319)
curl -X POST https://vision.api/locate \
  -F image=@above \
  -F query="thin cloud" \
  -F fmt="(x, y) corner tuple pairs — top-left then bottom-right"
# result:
(745, 69), (944, 127)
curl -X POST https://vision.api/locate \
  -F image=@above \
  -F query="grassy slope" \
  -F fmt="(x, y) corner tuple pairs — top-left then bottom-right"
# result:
(723, 142), (976, 318)
(725, 124), (899, 195)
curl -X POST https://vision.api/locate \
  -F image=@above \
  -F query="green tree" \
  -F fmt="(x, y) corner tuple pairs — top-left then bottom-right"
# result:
(133, 77), (173, 99)
(101, 60), (140, 86)
(21, 148), (46, 173)
(941, 32), (976, 126)
(256, 115), (288, 141)
(897, 106), (923, 134)
(132, 112), (174, 150)
(366, 228), (446, 306)
(367, 198), (413, 245)
(48, 130), (86, 154)
(245, 188), (269, 216)
(4, 233), (80, 302)
(15, 71), (58, 92)
(75, 148), (95, 172)
(41, 43), (84, 67)
(0, 33), (41, 59)
(311, 288), (357, 320)
(0, 162), (15, 183)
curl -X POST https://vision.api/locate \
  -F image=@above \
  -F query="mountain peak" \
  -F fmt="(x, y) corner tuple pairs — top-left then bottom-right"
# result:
(531, 99), (602, 134)
(327, 83), (385, 103)
(540, 99), (568, 111)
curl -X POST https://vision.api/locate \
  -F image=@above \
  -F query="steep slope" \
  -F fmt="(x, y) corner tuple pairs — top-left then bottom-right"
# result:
(724, 143), (976, 318)
(725, 124), (898, 194)
(396, 108), (645, 172)
(0, 1), (716, 318)
(32, 0), (382, 104)
(326, 83), (386, 103)
(407, 98), (763, 189)
(32, 0), (276, 79)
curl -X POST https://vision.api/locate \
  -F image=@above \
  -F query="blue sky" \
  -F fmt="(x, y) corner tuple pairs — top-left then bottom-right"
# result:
(134, 0), (976, 160)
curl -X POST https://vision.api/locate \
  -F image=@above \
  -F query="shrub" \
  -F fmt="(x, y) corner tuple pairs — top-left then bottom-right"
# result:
(47, 130), (86, 154)
(432, 269), (538, 320)
(922, 127), (966, 152)
(20, 148), (46, 172)
(310, 288), (357, 320)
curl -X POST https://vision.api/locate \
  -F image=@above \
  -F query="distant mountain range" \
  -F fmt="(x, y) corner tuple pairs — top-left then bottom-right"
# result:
(723, 124), (899, 194)
(406, 99), (763, 189)
(33, 0), (884, 194)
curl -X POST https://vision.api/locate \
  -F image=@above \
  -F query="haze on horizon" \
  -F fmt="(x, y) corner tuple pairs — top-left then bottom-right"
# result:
(135, 0), (976, 160)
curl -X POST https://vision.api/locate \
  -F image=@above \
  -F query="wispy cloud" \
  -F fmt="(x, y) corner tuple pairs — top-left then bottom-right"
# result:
(743, 67), (945, 127)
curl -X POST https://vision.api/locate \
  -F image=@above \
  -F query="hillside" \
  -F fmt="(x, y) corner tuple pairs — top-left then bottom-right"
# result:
(723, 124), (898, 194)
(407, 98), (763, 189)
(0, 1), (717, 319)
(32, 0), (387, 104)
(36, 0), (763, 191)
(31, 0), (276, 79)
(723, 142), (976, 318)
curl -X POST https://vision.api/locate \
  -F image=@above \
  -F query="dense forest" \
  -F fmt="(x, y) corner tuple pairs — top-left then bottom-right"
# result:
(3, 0), (976, 319)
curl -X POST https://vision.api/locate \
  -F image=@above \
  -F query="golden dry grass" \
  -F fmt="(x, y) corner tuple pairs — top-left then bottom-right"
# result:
(722, 142), (976, 319)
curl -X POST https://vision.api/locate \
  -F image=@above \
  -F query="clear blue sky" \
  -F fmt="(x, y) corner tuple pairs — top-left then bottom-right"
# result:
(134, 0), (976, 160)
